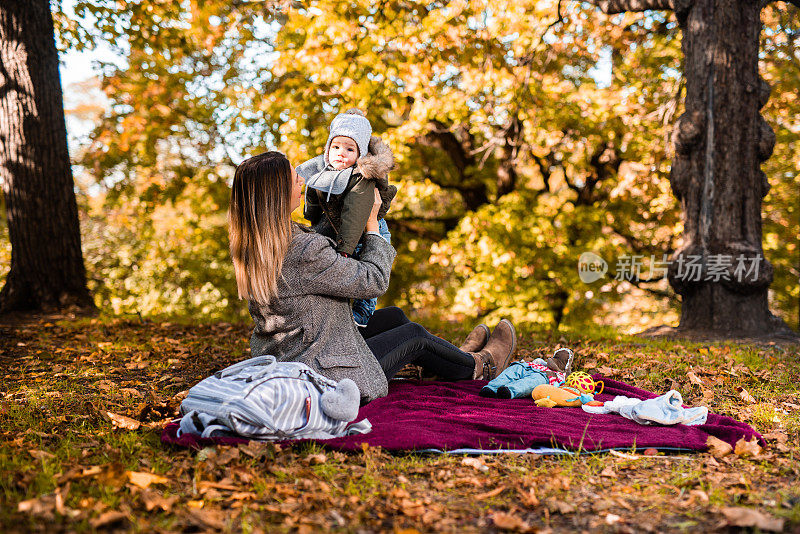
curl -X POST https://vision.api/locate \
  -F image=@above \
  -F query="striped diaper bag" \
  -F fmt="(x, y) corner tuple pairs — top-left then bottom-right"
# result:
(179, 355), (371, 440)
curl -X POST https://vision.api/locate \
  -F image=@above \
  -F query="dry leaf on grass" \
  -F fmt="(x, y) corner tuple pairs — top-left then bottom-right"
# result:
(80, 465), (103, 477)
(389, 487), (411, 499)
(196, 480), (239, 492)
(28, 449), (55, 460)
(103, 411), (141, 430)
(238, 442), (268, 459)
(230, 491), (256, 501)
(185, 508), (227, 530)
(687, 371), (704, 386)
(127, 470), (169, 489)
(596, 366), (616, 377)
(94, 463), (129, 487)
(305, 453), (327, 465)
(492, 511), (532, 532)
(517, 487), (539, 507)
(400, 498), (425, 517)
(737, 387), (756, 404)
(720, 507), (784, 532)
(608, 450), (638, 460)
(141, 491), (179, 512)
(600, 466), (617, 478)
(706, 435), (733, 457)
(144, 418), (174, 431)
(90, 511), (127, 528)
(18, 496), (55, 517)
(761, 431), (791, 452)
(461, 457), (488, 472)
(215, 446), (240, 465)
(475, 486), (506, 500)
(549, 499), (575, 514)
(761, 430), (788, 444)
(734, 436), (762, 457)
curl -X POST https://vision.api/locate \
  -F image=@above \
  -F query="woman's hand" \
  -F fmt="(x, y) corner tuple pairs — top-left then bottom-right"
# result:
(365, 187), (382, 233)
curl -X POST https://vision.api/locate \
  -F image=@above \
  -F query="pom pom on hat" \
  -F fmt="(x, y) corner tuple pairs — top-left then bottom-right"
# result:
(320, 378), (360, 422)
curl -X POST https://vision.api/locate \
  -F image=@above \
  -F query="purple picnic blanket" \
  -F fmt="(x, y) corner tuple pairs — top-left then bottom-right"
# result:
(161, 376), (763, 453)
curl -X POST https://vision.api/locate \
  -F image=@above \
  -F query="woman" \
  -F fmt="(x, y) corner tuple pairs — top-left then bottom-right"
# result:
(228, 151), (516, 403)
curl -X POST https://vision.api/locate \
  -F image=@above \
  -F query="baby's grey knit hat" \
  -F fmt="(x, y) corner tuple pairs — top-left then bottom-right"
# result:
(324, 109), (372, 166)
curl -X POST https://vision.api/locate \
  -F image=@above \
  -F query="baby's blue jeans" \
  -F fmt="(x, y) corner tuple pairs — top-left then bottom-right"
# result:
(479, 360), (550, 399)
(352, 218), (391, 327)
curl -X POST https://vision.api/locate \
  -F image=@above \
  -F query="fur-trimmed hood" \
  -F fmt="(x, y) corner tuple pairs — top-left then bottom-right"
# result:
(356, 136), (395, 187)
(358, 136), (398, 221)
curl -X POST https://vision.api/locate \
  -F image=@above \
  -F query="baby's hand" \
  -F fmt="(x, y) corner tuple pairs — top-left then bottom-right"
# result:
(366, 188), (381, 233)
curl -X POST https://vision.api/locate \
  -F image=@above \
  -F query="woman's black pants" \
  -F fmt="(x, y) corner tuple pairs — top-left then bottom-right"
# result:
(359, 307), (475, 380)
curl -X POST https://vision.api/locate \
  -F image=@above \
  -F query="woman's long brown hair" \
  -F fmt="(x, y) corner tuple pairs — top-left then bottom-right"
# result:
(228, 151), (293, 305)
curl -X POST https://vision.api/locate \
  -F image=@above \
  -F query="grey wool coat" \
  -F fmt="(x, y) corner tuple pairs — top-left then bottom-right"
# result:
(248, 224), (396, 403)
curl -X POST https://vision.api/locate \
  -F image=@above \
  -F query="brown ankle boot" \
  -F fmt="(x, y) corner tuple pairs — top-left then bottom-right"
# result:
(459, 324), (490, 352)
(546, 348), (574, 376)
(470, 319), (516, 380)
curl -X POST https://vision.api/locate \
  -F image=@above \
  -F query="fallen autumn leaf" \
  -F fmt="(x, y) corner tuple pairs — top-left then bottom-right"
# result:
(734, 436), (763, 458)
(104, 411), (141, 430)
(720, 506), (784, 532)
(127, 471), (169, 489)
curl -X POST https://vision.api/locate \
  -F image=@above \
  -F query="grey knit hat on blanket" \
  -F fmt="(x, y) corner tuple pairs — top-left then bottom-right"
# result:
(324, 109), (372, 166)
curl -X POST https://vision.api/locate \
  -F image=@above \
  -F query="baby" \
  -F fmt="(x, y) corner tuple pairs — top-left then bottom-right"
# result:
(296, 109), (396, 326)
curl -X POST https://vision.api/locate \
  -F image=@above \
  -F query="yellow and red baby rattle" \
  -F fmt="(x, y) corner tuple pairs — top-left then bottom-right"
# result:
(564, 371), (604, 395)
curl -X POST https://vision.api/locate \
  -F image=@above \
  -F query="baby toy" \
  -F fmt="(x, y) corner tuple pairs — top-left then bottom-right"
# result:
(565, 371), (604, 395)
(532, 384), (594, 407)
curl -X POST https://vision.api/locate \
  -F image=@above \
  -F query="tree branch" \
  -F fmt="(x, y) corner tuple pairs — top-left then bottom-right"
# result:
(582, 0), (675, 14)
(387, 217), (460, 241)
(416, 121), (490, 211)
(546, 0), (566, 31)
(418, 120), (474, 173)
(496, 115), (522, 198)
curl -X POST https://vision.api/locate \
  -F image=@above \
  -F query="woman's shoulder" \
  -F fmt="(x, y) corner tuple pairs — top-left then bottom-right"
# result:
(290, 224), (336, 258)
(291, 222), (314, 238)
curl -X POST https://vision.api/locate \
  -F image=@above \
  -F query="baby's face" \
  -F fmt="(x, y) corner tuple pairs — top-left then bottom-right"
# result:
(328, 136), (359, 170)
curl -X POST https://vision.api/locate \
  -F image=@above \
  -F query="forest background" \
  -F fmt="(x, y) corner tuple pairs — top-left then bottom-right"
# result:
(2, 0), (797, 333)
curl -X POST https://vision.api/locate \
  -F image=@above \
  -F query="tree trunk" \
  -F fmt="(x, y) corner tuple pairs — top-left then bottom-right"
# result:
(0, 1), (92, 313)
(666, 0), (787, 335)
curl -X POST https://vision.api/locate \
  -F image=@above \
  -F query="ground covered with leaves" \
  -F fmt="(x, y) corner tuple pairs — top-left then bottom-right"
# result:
(1, 315), (798, 533)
